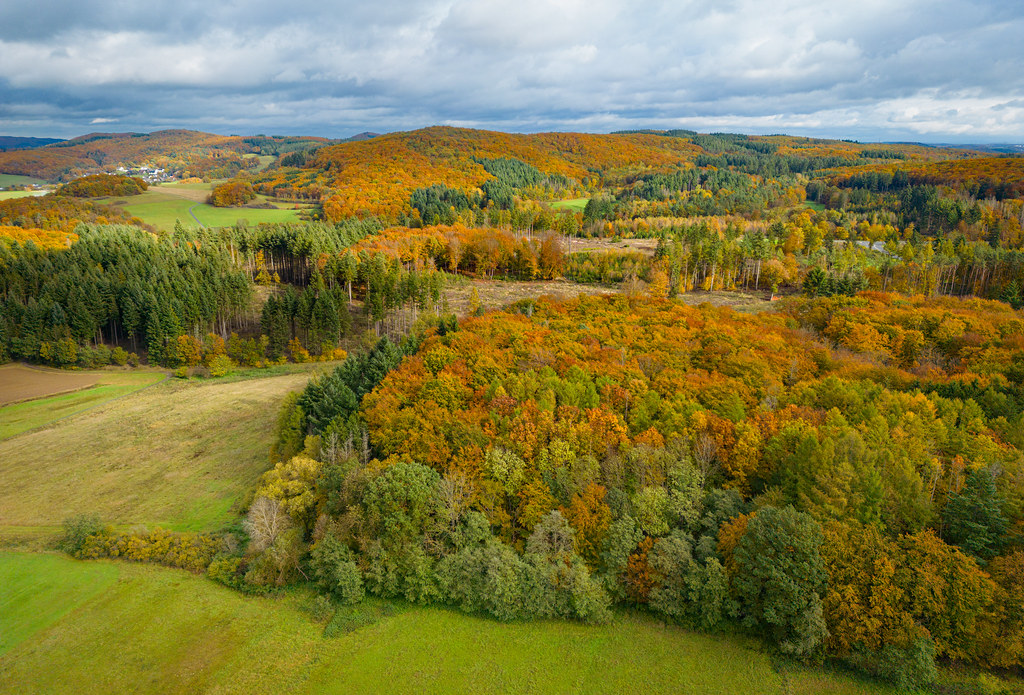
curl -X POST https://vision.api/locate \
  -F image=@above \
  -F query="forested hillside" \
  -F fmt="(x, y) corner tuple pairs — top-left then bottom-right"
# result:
(0, 131), (335, 182)
(174, 290), (1022, 690)
(3, 124), (1023, 692)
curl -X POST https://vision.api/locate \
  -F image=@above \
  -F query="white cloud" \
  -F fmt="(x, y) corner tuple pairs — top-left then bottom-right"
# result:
(0, 0), (1021, 140)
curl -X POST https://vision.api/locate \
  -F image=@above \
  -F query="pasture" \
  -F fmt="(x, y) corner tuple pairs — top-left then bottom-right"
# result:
(0, 174), (47, 188)
(0, 190), (49, 200)
(94, 190), (306, 231)
(0, 552), (895, 695)
(0, 370), (315, 540)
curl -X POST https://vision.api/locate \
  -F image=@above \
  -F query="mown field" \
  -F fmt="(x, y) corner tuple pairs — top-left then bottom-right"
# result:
(0, 190), (49, 200)
(0, 552), (894, 695)
(94, 189), (306, 230)
(0, 173), (47, 188)
(0, 369), (319, 542)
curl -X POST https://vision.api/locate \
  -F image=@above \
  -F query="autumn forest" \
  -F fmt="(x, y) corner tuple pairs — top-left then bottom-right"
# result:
(2, 125), (1024, 693)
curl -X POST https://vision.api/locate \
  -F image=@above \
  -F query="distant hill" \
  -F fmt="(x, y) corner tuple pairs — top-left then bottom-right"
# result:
(0, 130), (341, 182)
(250, 125), (970, 219)
(0, 136), (64, 152)
(937, 143), (1024, 155)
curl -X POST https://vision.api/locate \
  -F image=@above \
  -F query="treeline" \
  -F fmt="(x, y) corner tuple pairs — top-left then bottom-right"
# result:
(0, 195), (142, 234)
(0, 225), (252, 364)
(227, 218), (381, 285)
(830, 156), (1024, 202)
(215, 293), (1024, 690)
(577, 166), (801, 223)
(0, 217), (416, 368)
(408, 157), (578, 225)
(348, 224), (567, 281)
(55, 174), (148, 198)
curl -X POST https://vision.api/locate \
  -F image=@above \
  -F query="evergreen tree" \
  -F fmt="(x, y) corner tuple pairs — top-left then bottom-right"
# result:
(942, 468), (1008, 562)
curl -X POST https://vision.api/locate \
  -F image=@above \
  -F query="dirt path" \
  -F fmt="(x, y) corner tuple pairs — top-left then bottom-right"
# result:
(187, 204), (206, 227)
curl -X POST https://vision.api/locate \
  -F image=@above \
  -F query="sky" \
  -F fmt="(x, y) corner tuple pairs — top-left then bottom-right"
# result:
(0, 0), (1022, 143)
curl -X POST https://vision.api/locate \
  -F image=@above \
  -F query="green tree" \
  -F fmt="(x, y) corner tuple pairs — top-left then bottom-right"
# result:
(729, 506), (828, 656)
(942, 467), (1008, 562)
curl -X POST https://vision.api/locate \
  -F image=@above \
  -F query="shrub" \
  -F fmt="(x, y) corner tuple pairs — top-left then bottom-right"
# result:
(111, 346), (129, 366)
(76, 527), (221, 572)
(208, 353), (234, 377)
(58, 514), (105, 555)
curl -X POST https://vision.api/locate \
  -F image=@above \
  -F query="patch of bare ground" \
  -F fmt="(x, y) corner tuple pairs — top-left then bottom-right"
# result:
(445, 279), (623, 315)
(568, 237), (659, 255)
(444, 278), (772, 316)
(675, 289), (775, 313)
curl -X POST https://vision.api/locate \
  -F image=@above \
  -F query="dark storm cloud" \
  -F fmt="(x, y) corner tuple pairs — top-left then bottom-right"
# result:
(0, 0), (1021, 140)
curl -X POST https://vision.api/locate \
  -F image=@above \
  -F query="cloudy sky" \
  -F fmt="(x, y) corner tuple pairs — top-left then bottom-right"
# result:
(1, 0), (1021, 142)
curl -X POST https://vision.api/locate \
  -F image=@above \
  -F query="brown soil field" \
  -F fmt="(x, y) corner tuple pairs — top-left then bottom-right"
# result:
(0, 364), (99, 406)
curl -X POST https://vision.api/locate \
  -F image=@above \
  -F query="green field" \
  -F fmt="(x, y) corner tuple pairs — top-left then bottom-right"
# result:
(0, 552), (894, 695)
(0, 173), (47, 188)
(95, 190), (305, 230)
(0, 190), (49, 200)
(0, 371), (315, 539)
(0, 370), (166, 440)
(551, 197), (590, 212)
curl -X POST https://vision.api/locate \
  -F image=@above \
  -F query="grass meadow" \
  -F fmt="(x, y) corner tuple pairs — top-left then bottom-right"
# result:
(0, 370), (315, 542)
(0, 174), (47, 188)
(0, 190), (49, 201)
(0, 552), (895, 695)
(95, 190), (306, 230)
(550, 197), (590, 212)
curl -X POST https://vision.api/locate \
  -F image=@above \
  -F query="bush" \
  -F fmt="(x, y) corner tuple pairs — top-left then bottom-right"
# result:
(77, 527), (222, 572)
(874, 637), (937, 692)
(728, 506), (827, 656)
(208, 353), (234, 377)
(58, 514), (105, 555)
(111, 346), (129, 366)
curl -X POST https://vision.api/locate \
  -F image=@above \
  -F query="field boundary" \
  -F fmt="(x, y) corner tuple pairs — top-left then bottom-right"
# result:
(0, 366), (169, 440)
(3, 383), (98, 408)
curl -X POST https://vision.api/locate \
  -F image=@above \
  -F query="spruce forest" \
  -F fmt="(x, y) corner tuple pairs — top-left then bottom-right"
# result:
(2, 126), (1024, 694)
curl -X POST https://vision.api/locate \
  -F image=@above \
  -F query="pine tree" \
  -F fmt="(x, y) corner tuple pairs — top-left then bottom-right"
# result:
(942, 468), (1008, 562)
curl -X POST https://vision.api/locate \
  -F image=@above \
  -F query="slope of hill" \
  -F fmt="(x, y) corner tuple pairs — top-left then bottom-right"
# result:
(0, 131), (333, 183)
(0, 137), (64, 153)
(249, 126), (982, 220)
